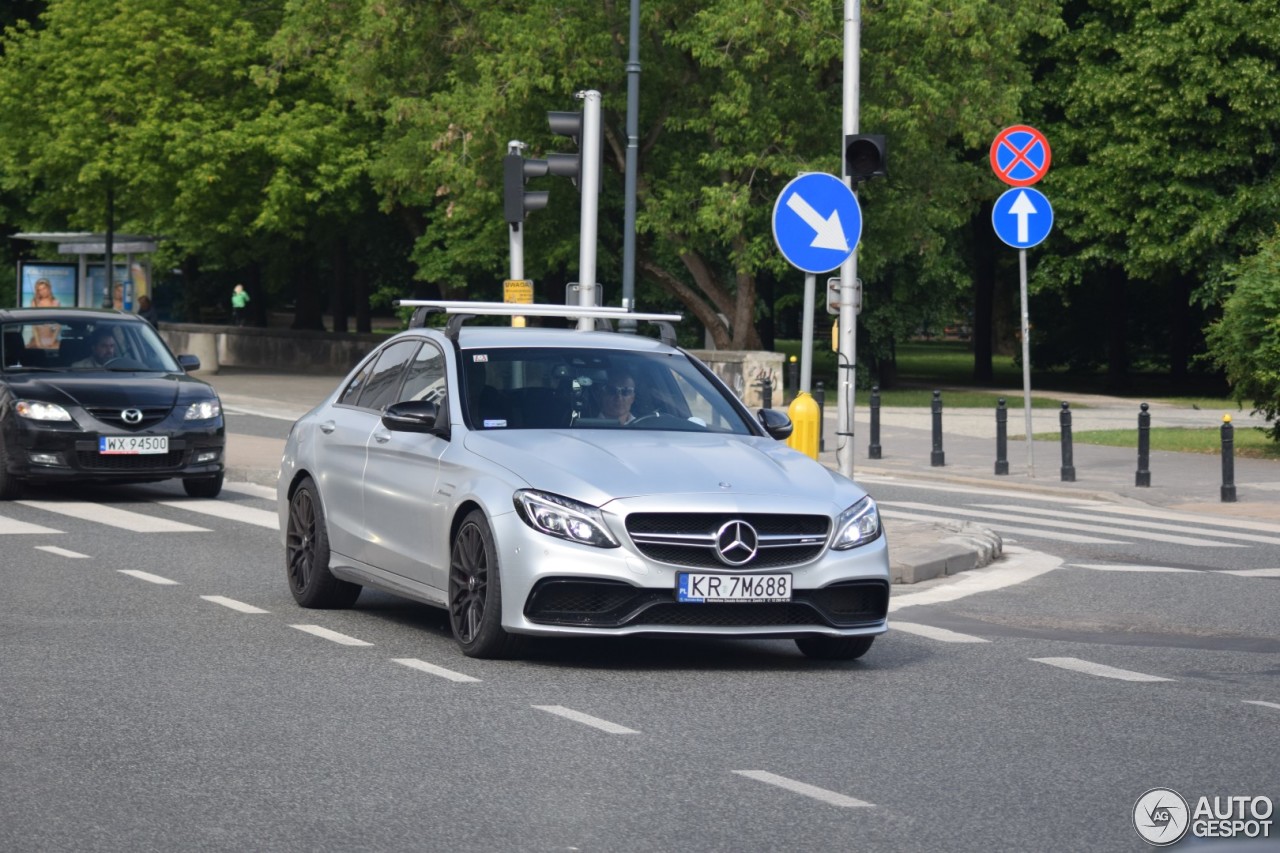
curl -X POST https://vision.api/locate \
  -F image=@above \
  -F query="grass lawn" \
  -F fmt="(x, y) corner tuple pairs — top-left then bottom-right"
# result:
(1026, 426), (1280, 460)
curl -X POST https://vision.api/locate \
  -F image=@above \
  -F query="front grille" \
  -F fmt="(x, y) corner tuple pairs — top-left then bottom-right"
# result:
(76, 450), (186, 471)
(85, 406), (171, 430)
(625, 512), (830, 570)
(524, 578), (888, 630)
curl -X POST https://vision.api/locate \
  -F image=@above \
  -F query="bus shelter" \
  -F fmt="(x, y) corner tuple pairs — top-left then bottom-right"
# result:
(12, 232), (158, 309)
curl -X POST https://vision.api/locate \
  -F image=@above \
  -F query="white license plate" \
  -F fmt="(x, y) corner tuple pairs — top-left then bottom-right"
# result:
(676, 573), (792, 603)
(99, 435), (169, 455)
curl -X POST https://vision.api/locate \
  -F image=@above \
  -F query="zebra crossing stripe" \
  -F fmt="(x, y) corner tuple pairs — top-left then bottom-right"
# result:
(0, 515), (62, 535)
(977, 503), (1280, 546)
(1032, 657), (1172, 682)
(156, 499), (278, 529)
(18, 501), (208, 533)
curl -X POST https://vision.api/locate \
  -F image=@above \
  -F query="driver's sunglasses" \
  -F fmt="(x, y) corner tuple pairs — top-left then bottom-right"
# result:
(603, 385), (635, 398)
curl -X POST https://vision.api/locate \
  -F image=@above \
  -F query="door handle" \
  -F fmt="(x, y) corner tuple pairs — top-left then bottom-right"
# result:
(319, 420), (336, 434)
(373, 431), (391, 444)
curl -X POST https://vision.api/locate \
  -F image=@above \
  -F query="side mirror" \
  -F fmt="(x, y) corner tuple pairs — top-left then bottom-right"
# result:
(757, 408), (793, 441)
(382, 400), (449, 438)
(178, 354), (201, 372)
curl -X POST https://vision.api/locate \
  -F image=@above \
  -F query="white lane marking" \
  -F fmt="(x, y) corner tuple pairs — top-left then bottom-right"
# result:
(1070, 563), (1201, 574)
(882, 508), (1123, 544)
(290, 624), (373, 646)
(858, 475), (1111, 505)
(885, 501), (1242, 548)
(222, 404), (304, 422)
(222, 482), (278, 500)
(18, 501), (208, 533)
(532, 705), (639, 735)
(976, 503), (1280, 546)
(1084, 503), (1280, 535)
(200, 595), (269, 614)
(118, 569), (180, 585)
(733, 770), (874, 808)
(0, 515), (62, 535)
(889, 548), (1061, 611)
(392, 658), (481, 683)
(1224, 568), (1280, 578)
(1032, 657), (1172, 682)
(35, 545), (88, 558)
(891, 621), (989, 643)
(155, 499), (278, 529)
(1243, 700), (1280, 711)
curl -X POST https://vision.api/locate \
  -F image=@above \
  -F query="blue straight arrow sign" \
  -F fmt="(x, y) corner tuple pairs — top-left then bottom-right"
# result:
(992, 187), (1053, 249)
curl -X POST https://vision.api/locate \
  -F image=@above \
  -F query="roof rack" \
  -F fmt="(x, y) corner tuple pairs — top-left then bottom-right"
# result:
(396, 300), (683, 346)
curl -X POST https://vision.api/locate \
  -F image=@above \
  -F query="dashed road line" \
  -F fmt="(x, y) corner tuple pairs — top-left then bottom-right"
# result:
(35, 545), (88, 558)
(1243, 700), (1280, 712)
(391, 658), (481, 683)
(733, 770), (874, 808)
(118, 569), (180, 585)
(1070, 563), (1200, 574)
(891, 621), (989, 643)
(532, 705), (639, 734)
(290, 624), (373, 646)
(19, 501), (208, 533)
(201, 595), (269, 614)
(1032, 657), (1172, 683)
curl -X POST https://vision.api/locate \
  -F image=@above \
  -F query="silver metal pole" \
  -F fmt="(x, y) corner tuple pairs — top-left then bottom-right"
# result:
(576, 90), (602, 330)
(801, 273), (816, 392)
(1019, 248), (1035, 477)
(837, 0), (861, 479)
(507, 140), (525, 283)
(621, 0), (641, 332)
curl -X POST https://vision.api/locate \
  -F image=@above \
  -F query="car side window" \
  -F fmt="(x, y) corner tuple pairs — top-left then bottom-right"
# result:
(355, 340), (420, 412)
(398, 342), (447, 405)
(338, 357), (376, 407)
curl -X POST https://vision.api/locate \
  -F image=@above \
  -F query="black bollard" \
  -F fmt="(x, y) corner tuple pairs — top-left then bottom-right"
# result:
(814, 381), (825, 452)
(868, 385), (882, 459)
(930, 390), (945, 467)
(994, 398), (1009, 475)
(1221, 415), (1237, 502)
(1135, 402), (1151, 487)
(786, 357), (799, 400)
(1059, 401), (1076, 482)
(758, 376), (773, 410)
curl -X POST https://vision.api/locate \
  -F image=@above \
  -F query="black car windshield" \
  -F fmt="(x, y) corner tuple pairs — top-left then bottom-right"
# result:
(1, 318), (182, 373)
(461, 346), (754, 434)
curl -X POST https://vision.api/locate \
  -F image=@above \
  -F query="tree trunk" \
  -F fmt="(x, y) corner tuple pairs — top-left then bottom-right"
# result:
(1168, 273), (1193, 382)
(971, 206), (997, 383)
(330, 237), (349, 334)
(1105, 265), (1130, 393)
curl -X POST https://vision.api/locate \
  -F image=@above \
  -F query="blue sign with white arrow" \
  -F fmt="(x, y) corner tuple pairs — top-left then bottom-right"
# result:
(992, 187), (1053, 249)
(772, 173), (862, 274)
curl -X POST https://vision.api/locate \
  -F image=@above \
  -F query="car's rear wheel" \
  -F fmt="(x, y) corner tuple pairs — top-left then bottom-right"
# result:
(182, 473), (223, 498)
(449, 510), (521, 659)
(286, 477), (361, 608)
(0, 439), (23, 500)
(795, 635), (875, 661)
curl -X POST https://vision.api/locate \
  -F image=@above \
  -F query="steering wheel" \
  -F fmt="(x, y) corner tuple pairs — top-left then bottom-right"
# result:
(624, 412), (663, 427)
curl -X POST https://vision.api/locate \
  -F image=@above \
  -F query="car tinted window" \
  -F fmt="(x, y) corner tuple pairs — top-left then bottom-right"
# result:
(399, 342), (447, 405)
(356, 339), (420, 412)
(1, 318), (179, 372)
(461, 346), (753, 434)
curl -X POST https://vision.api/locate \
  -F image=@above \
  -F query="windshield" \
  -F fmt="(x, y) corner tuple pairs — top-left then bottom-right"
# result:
(1, 318), (182, 373)
(461, 346), (754, 434)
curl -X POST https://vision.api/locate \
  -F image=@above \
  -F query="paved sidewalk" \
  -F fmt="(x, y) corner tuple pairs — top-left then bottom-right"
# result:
(204, 368), (1280, 583)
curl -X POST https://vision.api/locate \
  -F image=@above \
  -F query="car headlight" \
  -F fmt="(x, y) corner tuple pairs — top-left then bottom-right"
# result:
(832, 495), (882, 550)
(184, 399), (222, 420)
(15, 400), (72, 422)
(514, 489), (619, 548)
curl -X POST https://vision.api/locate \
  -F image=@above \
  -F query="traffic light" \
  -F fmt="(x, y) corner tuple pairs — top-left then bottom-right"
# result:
(503, 151), (551, 224)
(844, 134), (888, 183)
(546, 111), (584, 185)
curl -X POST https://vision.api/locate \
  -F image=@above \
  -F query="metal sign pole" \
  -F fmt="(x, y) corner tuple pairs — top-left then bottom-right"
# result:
(837, 0), (861, 479)
(1019, 248), (1034, 477)
(576, 90), (602, 330)
(800, 273), (816, 392)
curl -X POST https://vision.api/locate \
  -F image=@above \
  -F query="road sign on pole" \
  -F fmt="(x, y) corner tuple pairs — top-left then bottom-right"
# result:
(772, 173), (862, 274)
(990, 125), (1051, 187)
(992, 187), (1053, 249)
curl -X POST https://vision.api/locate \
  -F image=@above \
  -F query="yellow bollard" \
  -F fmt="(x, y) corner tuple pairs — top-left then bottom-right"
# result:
(787, 391), (820, 459)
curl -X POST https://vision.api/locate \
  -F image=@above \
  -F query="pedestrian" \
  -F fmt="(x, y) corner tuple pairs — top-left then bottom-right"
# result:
(231, 284), (249, 326)
(136, 294), (159, 328)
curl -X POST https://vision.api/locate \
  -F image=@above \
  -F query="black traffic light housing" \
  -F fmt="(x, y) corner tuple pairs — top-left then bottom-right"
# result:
(503, 153), (551, 224)
(844, 134), (888, 183)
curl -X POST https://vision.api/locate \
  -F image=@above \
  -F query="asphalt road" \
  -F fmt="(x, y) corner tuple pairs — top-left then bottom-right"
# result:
(2, 476), (1276, 851)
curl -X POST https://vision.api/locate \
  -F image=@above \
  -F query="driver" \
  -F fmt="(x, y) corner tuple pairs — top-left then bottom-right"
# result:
(72, 328), (119, 368)
(595, 369), (638, 425)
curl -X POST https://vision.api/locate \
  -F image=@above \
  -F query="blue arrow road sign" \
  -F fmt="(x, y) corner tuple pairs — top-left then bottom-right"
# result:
(772, 173), (862, 274)
(992, 187), (1053, 249)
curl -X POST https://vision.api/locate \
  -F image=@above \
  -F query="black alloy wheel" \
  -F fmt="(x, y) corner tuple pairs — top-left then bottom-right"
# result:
(285, 477), (360, 608)
(448, 510), (521, 659)
(0, 439), (22, 500)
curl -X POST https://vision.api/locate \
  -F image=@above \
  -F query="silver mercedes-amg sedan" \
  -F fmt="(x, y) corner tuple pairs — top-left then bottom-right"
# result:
(278, 303), (889, 660)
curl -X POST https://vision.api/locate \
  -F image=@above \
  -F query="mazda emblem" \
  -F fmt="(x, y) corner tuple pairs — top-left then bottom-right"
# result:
(121, 408), (143, 425)
(714, 520), (759, 566)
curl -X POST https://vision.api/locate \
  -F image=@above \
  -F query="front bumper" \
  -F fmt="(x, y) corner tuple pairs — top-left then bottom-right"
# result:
(5, 419), (225, 483)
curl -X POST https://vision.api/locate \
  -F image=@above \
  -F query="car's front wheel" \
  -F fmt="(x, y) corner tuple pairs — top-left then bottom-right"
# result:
(286, 477), (361, 608)
(795, 635), (875, 661)
(0, 439), (23, 500)
(448, 510), (521, 659)
(182, 473), (223, 498)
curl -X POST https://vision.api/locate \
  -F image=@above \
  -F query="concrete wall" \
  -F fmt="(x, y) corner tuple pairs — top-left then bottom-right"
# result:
(159, 325), (784, 410)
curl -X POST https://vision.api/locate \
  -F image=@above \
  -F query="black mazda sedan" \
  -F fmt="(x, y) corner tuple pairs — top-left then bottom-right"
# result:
(0, 308), (225, 499)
